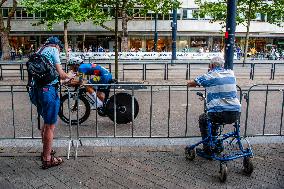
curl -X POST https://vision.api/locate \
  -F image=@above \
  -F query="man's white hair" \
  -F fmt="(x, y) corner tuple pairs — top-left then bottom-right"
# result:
(210, 56), (224, 68)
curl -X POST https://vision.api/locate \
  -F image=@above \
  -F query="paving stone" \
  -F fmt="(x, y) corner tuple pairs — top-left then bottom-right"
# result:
(0, 143), (283, 188)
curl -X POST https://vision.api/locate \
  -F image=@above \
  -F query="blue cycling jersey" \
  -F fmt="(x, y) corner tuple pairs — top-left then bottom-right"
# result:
(78, 63), (112, 84)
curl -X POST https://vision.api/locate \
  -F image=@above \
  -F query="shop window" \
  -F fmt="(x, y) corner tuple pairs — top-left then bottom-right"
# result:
(146, 37), (171, 52)
(130, 38), (142, 51)
(191, 37), (208, 48)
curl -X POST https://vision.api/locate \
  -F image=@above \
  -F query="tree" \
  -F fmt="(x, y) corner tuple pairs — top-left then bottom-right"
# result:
(83, 0), (180, 52)
(82, 0), (180, 79)
(261, 0), (284, 27)
(195, 0), (284, 63)
(0, 0), (17, 60)
(21, 0), (106, 60)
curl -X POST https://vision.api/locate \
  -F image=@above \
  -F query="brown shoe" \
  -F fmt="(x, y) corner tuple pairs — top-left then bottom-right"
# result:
(40, 149), (56, 161)
(42, 156), (63, 169)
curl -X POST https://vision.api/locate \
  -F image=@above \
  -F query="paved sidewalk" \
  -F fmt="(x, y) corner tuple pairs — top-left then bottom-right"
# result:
(0, 140), (283, 189)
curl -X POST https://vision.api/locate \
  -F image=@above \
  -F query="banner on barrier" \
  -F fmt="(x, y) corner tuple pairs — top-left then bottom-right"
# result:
(60, 52), (236, 60)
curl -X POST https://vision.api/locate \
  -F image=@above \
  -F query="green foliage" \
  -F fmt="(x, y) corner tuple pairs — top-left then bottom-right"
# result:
(261, 0), (284, 26)
(82, 0), (181, 18)
(195, 0), (284, 27)
(21, 0), (107, 30)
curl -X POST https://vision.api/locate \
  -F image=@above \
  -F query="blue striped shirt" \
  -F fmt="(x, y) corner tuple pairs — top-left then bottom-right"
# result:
(194, 67), (241, 112)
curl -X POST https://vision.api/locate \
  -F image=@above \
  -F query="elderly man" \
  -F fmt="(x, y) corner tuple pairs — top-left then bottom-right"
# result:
(187, 56), (241, 154)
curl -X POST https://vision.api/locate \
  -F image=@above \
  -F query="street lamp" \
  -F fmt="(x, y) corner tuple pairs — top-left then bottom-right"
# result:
(171, 9), (177, 61)
(224, 0), (237, 70)
(154, 13), (158, 52)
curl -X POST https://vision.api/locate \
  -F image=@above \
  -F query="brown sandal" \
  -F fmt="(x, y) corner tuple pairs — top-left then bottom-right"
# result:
(40, 150), (56, 161)
(42, 156), (63, 169)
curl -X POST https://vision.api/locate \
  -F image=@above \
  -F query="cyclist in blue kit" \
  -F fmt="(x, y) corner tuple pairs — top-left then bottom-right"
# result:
(67, 57), (113, 109)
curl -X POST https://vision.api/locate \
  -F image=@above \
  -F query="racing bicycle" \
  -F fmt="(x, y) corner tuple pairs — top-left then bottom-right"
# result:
(59, 81), (139, 125)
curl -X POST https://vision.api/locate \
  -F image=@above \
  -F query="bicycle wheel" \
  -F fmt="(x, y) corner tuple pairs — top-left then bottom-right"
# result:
(59, 93), (91, 125)
(105, 93), (139, 124)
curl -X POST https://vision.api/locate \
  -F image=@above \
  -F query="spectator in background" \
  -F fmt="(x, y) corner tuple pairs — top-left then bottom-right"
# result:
(198, 46), (204, 53)
(18, 48), (23, 60)
(236, 46), (242, 60)
(10, 47), (16, 60)
(98, 45), (105, 52)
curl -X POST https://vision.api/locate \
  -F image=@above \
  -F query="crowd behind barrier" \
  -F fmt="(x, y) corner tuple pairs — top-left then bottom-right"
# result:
(0, 84), (283, 140)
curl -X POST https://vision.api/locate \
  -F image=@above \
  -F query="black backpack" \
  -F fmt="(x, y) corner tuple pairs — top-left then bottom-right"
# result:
(26, 46), (59, 87)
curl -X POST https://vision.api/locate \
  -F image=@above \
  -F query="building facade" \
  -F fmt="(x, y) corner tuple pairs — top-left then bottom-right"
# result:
(2, 0), (284, 55)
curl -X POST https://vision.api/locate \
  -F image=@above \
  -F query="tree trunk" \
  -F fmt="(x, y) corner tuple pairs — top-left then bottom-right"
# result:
(0, 0), (17, 60)
(243, 0), (253, 64)
(121, 0), (128, 52)
(64, 21), (69, 62)
(1, 31), (10, 60)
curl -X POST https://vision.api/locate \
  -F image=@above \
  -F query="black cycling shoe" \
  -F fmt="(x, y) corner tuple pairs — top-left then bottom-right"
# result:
(97, 107), (107, 117)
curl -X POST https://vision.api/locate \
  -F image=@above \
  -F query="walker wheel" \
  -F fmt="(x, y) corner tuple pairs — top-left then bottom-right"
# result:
(219, 163), (228, 182)
(243, 156), (254, 175)
(185, 147), (196, 161)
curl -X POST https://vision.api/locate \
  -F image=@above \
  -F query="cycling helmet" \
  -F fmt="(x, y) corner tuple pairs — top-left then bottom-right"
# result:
(68, 57), (84, 65)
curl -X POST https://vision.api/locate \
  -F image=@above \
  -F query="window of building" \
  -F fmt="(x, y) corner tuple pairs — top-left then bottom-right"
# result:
(35, 12), (40, 18)
(2, 8), (9, 18)
(133, 8), (141, 19)
(164, 14), (170, 20)
(41, 11), (46, 18)
(145, 13), (152, 20)
(254, 13), (262, 21)
(21, 10), (33, 19)
(169, 13), (181, 20)
(182, 9), (198, 20)
(157, 13), (163, 20)
(15, 9), (21, 19)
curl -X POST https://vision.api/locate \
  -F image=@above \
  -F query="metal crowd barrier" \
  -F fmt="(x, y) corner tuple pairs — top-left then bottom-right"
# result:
(0, 61), (112, 81)
(0, 61), (283, 81)
(1, 83), (283, 140)
(0, 83), (283, 159)
(244, 84), (284, 137)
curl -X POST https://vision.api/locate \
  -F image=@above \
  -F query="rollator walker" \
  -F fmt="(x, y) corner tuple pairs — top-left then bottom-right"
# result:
(185, 92), (254, 182)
